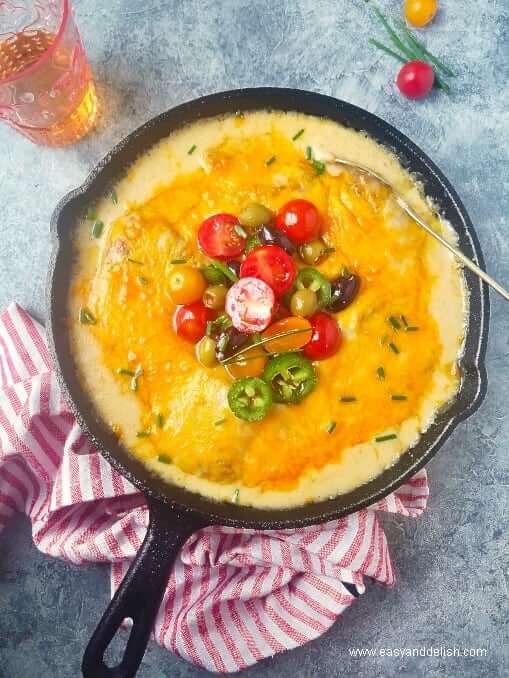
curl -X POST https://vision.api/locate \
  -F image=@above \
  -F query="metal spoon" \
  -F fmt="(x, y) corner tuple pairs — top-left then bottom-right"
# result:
(331, 156), (509, 302)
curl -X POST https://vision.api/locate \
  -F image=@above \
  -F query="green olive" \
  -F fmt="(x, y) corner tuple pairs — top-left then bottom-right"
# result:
(298, 239), (326, 265)
(196, 336), (217, 367)
(290, 289), (318, 317)
(238, 202), (273, 229)
(203, 285), (228, 310)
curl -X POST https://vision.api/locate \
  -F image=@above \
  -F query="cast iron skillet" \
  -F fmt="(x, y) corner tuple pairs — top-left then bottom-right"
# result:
(47, 88), (489, 678)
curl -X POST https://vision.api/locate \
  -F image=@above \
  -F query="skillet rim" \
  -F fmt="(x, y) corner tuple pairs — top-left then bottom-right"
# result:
(47, 87), (489, 529)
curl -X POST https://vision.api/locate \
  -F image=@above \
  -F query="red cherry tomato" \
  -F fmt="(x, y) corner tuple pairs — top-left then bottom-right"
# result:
(173, 302), (215, 343)
(396, 61), (435, 99)
(198, 213), (246, 259)
(275, 199), (322, 245)
(225, 277), (275, 334)
(240, 245), (297, 296)
(303, 312), (342, 360)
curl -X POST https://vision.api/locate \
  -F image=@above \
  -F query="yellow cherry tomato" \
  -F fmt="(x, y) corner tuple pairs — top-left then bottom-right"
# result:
(261, 316), (312, 353)
(404, 0), (438, 28)
(225, 346), (268, 379)
(167, 265), (206, 305)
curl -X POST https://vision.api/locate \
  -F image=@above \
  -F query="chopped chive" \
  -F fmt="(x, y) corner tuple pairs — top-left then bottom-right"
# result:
(406, 326), (420, 332)
(157, 454), (172, 464)
(156, 413), (165, 428)
(232, 488), (240, 503)
(79, 308), (96, 325)
(117, 368), (135, 377)
(375, 433), (397, 443)
(130, 377), (138, 391)
(376, 366), (385, 380)
(137, 276), (149, 285)
(392, 394), (408, 401)
(326, 421), (337, 434)
(110, 190), (118, 205)
(187, 144), (197, 155)
(136, 431), (150, 438)
(91, 220), (104, 238)
(170, 258), (187, 265)
(210, 259), (238, 283)
(312, 159), (326, 176)
(292, 128), (305, 141)
(400, 315), (408, 327)
(340, 396), (357, 403)
(85, 207), (97, 221)
(322, 247), (336, 254)
(389, 342), (400, 354)
(214, 418), (226, 426)
(265, 155), (276, 166)
(306, 146), (312, 161)
(234, 224), (248, 239)
(380, 333), (389, 346)
(127, 258), (143, 265)
(368, 38), (407, 64)
(388, 316), (401, 331)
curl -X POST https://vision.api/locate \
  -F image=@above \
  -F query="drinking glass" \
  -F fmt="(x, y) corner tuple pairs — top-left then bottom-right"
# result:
(0, 0), (97, 145)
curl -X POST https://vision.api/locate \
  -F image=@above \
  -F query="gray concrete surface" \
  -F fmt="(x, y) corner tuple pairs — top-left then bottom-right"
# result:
(0, 1), (508, 676)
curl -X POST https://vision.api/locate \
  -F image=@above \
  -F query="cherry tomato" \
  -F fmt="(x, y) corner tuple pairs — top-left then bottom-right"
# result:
(404, 0), (438, 28)
(173, 302), (215, 343)
(225, 346), (268, 379)
(240, 245), (297, 296)
(261, 317), (312, 353)
(225, 277), (275, 334)
(275, 199), (322, 245)
(198, 213), (246, 259)
(303, 312), (342, 360)
(167, 265), (206, 305)
(397, 60), (435, 99)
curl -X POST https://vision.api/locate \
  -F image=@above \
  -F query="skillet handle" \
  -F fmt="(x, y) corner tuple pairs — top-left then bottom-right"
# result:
(82, 501), (208, 678)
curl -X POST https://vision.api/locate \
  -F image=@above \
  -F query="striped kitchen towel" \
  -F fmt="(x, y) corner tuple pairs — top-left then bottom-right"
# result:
(0, 303), (429, 673)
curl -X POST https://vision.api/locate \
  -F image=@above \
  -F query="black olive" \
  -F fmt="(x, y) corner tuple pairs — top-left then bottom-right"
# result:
(329, 273), (360, 312)
(215, 327), (250, 361)
(259, 225), (296, 254)
(226, 260), (241, 278)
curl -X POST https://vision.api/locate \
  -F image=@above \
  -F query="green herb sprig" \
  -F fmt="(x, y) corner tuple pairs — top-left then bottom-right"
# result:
(368, 4), (454, 93)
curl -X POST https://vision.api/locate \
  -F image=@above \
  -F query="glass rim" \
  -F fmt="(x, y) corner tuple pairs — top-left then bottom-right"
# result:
(0, 0), (71, 86)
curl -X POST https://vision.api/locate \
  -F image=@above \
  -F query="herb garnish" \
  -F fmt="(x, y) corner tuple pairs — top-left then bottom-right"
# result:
(136, 431), (150, 438)
(214, 418), (226, 426)
(391, 394), (408, 401)
(117, 368), (135, 377)
(207, 314), (233, 338)
(322, 247), (336, 254)
(340, 396), (357, 403)
(326, 421), (337, 434)
(79, 308), (96, 325)
(400, 315), (408, 327)
(306, 146), (312, 161)
(86, 207), (97, 221)
(265, 155), (276, 166)
(406, 326), (419, 332)
(91, 221), (104, 238)
(389, 342), (400, 354)
(137, 276), (149, 285)
(157, 454), (172, 464)
(156, 413), (165, 428)
(368, 5), (454, 92)
(388, 316), (401, 331)
(111, 190), (118, 205)
(292, 128), (305, 141)
(376, 366), (385, 380)
(210, 259), (238, 283)
(127, 258), (143, 265)
(187, 144), (197, 155)
(375, 433), (397, 442)
(170, 258), (187, 265)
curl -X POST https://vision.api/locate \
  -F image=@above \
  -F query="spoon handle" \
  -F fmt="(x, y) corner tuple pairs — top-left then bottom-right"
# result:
(332, 157), (509, 302)
(395, 196), (509, 302)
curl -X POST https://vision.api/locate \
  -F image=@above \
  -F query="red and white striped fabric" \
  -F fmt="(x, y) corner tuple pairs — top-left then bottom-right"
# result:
(0, 303), (429, 673)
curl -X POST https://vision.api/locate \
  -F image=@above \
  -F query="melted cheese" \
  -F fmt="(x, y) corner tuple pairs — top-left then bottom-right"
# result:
(69, 111), (466, 508)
